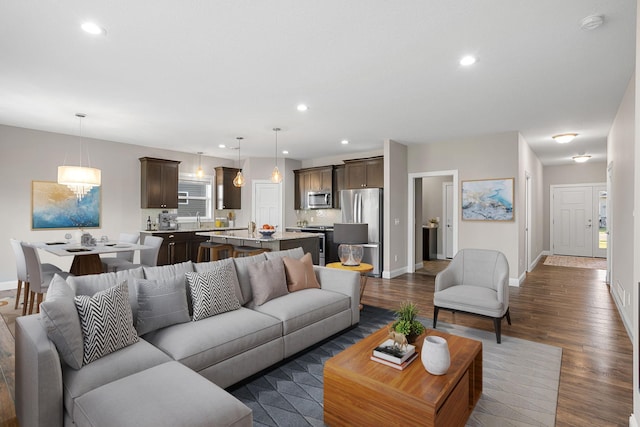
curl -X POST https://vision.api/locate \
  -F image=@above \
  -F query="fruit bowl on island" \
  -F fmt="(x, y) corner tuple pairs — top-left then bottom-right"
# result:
(258, 225), (277, 237)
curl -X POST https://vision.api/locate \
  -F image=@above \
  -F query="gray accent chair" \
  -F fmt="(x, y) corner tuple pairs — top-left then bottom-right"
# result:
(433, 248), (511, 343)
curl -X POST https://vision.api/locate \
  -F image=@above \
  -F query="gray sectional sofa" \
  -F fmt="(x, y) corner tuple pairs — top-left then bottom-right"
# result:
(15, 247), (361, 427)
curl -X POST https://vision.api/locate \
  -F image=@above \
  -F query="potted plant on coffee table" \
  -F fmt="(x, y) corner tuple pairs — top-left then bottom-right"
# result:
(392, 301), (425, 344)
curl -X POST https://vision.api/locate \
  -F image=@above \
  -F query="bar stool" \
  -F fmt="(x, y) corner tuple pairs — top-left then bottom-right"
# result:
(197, 242), (233, 262)
(231, 246), (269, 258)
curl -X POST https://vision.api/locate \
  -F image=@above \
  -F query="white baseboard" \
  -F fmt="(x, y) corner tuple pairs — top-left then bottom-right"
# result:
(509, 277), (521, 287)
(630, 413), (638, 427)
(414, 262), (423, 270)
(0, 280), (16, 292)
(383, 266), (408, 279)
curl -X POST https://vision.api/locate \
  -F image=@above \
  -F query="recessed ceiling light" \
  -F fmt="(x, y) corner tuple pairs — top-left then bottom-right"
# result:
(81, 22), (106, 35)
(580, 14), (604, 31)
(552, 133), (578, 144)
(297, 104), (308, 112)
(218, 144), (226, 148)
(572, 154), (591, 163)
(282, 150), (289, 155)
(459, 55), (477, 66)
(341, 139), (349, 145)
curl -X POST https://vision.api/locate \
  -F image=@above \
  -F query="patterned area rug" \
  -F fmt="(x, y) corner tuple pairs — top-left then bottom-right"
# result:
(230, 306), (562, 427)
(544, 255), (607, 270)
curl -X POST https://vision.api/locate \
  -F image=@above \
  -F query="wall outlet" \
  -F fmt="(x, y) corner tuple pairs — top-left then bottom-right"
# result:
(394, 254), (398, 262)
(394, 218), (400, 225)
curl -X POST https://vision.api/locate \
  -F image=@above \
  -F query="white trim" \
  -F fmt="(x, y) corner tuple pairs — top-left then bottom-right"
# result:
(629, 413), (638, 427)
(0, 280), (17, 291)
(407, 170), (458, 274)
(383, 265), (408, 279)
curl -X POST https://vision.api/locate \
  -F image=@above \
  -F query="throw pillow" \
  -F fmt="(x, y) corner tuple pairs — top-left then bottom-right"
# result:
(74, 281), (139, 365)
(194, 258), (243, 304)
(135, 276), (190, 336)
(282, 253), (321, 292)
(185, 263), (241, 321)
(39, 274), (84, 370)
(247, 258), (288, 307)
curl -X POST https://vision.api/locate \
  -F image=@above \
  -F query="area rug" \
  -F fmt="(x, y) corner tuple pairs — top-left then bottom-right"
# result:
(543, 255), (607, 270)
(229, 306), (562, 427)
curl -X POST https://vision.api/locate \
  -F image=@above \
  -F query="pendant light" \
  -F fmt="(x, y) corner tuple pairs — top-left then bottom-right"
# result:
(57, 113), (101, 201)
(233, 137), (246, 187)
(271, 127), (282, 183)
(195, 152), (204, 178)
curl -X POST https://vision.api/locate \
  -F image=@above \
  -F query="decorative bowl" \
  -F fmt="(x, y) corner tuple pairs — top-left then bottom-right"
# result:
(258, 229), (276, 237)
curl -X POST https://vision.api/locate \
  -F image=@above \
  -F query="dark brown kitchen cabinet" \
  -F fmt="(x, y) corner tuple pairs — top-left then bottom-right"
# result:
(308, 166), (333, 192)
(144, 231), (208, 266)
(333, 165), (345, 208)
(215, 167), (241, 210)
(294, 169), (307, 210)
(140, 157), (181, 208)
(294, 166), (334, 210)
(344, 156), (383, 189)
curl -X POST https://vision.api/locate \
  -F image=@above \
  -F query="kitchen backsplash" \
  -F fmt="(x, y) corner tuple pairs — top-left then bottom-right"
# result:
(295, 209), (342, 226)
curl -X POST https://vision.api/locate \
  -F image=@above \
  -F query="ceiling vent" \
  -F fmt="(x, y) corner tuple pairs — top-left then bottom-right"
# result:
(580, 15), (604, 31)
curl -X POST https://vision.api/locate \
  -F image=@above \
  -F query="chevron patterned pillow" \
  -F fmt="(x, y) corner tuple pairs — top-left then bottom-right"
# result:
(74, 281), (139, 365)
(186, 264), (241, 321)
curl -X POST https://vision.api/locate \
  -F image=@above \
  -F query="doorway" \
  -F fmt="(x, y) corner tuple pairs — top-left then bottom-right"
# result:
(443, 182), (454, 259)
(551, 184), (606, 258)
(252, 180), (282, 229)
(407, 170), (458, 273)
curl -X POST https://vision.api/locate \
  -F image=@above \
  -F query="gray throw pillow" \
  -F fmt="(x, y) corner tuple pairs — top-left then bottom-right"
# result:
(135, 276), (190, 336)
(39, 274), (84, 370)
(247, 258), (288, 307)
(74, 281), (139, 365)
(186, 263), (241, 321)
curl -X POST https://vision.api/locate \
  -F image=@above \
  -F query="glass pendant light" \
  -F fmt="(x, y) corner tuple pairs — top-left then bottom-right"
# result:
(271, 127), (282, 183)
(57, 113), (101, 201)
(195, 151), (204, 178)
(233, 137), (245, 187)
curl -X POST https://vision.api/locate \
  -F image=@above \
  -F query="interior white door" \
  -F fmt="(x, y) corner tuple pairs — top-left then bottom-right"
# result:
(553, 186), (593, 256)
(444, 182), (454, 258)
(253, 181), (281, 229)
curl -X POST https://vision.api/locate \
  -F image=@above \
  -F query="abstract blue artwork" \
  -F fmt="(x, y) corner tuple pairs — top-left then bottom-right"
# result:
(32, 181), (101, 229)
(461, 178), (514, 221)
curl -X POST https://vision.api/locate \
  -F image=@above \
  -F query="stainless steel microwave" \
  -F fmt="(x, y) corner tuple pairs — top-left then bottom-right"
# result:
(307, 191), (332, 209)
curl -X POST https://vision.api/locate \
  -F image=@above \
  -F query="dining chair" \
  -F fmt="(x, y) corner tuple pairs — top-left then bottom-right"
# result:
(112, 235), (164, 271)
(10, 238), (64, 315)
(101, 232), (140, 272)
(20, 242), (71, 315)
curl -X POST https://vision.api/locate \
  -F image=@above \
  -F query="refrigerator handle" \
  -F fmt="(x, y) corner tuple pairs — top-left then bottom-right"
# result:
(356, 193), (362, 223)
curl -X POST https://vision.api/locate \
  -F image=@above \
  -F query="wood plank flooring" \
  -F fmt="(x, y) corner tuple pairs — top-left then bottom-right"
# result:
(0, 257), (632, 426)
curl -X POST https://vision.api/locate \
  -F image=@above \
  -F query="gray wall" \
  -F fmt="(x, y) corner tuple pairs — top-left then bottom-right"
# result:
(384, 139), (408, 277)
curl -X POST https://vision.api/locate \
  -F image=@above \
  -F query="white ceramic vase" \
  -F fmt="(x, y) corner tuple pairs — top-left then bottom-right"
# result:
(421, 336), (450, 375)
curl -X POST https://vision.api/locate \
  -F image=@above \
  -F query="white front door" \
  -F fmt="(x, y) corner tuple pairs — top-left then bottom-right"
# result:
(553, 186), (593, 256)
(444, 182), (454, 259)
(253, 181), (281, 229)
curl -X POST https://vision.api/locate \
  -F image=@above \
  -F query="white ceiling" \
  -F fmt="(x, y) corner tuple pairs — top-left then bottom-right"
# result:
(0, 1), (635, 165)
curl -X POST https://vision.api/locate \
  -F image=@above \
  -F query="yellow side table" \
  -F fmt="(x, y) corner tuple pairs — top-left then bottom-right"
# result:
(325, 262), (373, 310)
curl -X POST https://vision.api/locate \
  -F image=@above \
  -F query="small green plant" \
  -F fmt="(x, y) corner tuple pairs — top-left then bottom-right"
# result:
(393, 301), (425, 339)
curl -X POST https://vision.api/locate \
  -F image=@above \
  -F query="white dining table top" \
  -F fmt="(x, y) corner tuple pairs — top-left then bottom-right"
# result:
(32, 241), (151, 257)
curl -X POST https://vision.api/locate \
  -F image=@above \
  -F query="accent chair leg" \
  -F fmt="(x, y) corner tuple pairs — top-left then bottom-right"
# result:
(493, 317), (502, 344)
(433, 307), (439, 328)
(506, 308), (512, 325)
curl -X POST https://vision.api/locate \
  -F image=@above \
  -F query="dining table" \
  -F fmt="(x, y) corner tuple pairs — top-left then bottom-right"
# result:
(33, 241), (151, 276)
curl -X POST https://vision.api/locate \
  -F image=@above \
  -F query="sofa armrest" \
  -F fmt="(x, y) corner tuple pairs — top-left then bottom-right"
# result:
(16, 315), (64, 427)
(313, 266), (360, 325)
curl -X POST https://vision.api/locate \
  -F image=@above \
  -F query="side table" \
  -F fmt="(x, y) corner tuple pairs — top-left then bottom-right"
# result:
(325, 262), (373, 310)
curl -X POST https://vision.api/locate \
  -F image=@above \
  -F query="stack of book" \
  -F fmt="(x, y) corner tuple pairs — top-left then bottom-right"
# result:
(370, 339), (418, 370)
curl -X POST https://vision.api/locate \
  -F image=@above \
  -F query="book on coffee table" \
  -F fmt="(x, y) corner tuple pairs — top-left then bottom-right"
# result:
(370, 352), (419, 370)
(372, 339), (416, 364)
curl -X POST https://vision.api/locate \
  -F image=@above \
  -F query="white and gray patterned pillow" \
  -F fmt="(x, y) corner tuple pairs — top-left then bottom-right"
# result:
(74, 281), (139, 365)
(186, 264), (241, 321)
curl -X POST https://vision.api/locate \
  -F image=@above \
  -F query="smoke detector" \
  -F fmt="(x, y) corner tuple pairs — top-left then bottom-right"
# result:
(580, 15), (604, 31)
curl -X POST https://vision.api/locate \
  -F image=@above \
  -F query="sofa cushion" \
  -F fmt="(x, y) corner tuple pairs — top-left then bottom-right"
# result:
(186, 267), (241, 321)
(253, 288), (350, 335)
(63, 339), (171, 420)
(247, 257), (288, 307)
(232, 253), (268, 305)
(194, 258), (243, 305)
(143, 307), (282, 373)
(74, 282), (139, 365)
(264, 247), (304, 261)
(68, 267), (143, 319)
(134, 276), (190, 336)
(283, 253), (321, 292)
(39, 274), (84, 370)
(73, 361), (252, 427)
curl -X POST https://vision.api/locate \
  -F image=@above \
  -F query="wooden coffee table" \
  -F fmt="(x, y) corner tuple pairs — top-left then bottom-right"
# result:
(324, 325), (482, 427)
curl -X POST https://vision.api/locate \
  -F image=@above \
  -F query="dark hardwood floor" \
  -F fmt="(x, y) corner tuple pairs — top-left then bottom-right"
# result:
(0, 257), (633, 426)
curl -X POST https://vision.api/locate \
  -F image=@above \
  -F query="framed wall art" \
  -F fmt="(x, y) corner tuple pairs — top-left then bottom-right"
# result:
(461, 178), (514, 221)
(31, 181), (101, 229)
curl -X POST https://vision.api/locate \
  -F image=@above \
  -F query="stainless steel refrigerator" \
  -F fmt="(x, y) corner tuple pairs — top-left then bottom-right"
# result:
(340, 188), (383, 276)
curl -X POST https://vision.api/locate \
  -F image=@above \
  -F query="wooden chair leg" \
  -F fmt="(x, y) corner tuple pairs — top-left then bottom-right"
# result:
(28, 291), (36, 315)
(433, 306), (440, 328)
(22, 282), (31, 316)
(36, 293), (44, 314)
(14, 280), (23, 309)
(493, 317), (502, 344)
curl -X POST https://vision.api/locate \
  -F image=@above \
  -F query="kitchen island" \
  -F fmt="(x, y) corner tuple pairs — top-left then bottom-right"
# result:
(196, 231), (320, 264)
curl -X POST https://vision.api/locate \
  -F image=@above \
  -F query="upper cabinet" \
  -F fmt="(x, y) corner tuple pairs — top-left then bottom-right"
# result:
(344, 156), (384, 189)
(140, 157), (181, 209)
(333, 165), (345, 209)
(294, 166), (334, 210)
(215, 167), (241, 210)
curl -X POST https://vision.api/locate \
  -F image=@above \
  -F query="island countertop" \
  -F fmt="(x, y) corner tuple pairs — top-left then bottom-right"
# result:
(195, 230), (320, 242)
(142, 227), (248, 234)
